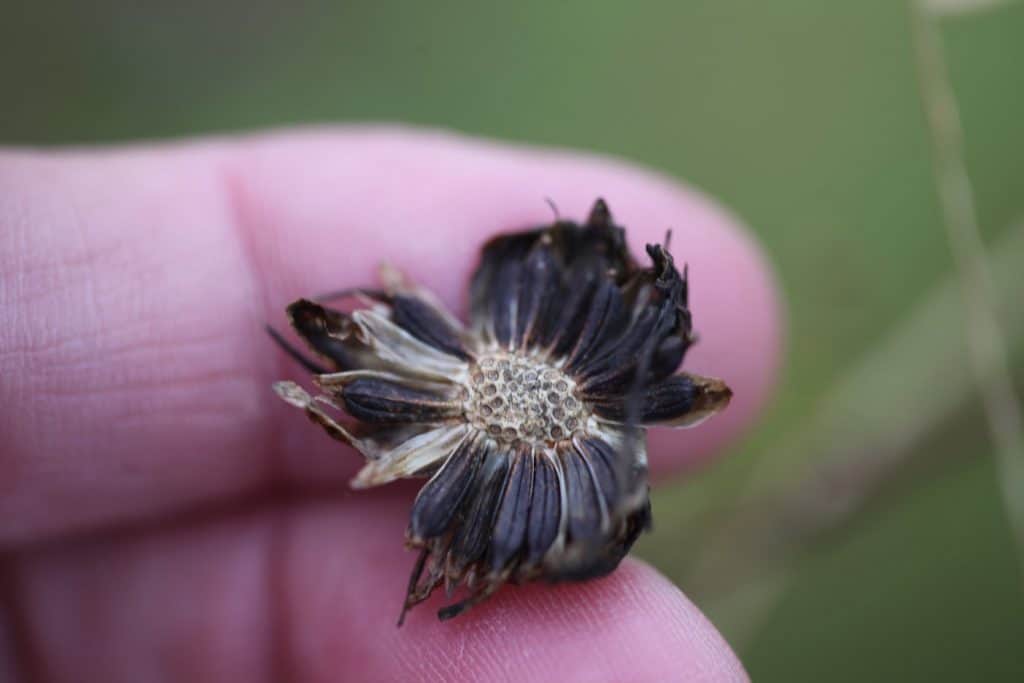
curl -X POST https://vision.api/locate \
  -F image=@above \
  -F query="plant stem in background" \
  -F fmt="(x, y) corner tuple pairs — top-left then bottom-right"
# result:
(680, 1), (1024, 646)
(691, 220), (1024, 648)
(911, 0), (1024, 591)
(925, 0), (1018, 16)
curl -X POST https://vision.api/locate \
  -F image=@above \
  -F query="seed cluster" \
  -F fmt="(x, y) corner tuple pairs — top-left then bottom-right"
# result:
(465, 355), (586, 445)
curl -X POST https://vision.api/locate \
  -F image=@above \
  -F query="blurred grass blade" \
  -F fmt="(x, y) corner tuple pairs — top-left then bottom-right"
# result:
(689, 2), (1024, 646)
(689, 218), (1024, 646)
(912, 0), (1024, 591)
(924, 0), (1019, 16)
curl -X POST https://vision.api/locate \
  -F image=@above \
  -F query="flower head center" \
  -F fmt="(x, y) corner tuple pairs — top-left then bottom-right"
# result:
(465, 354), (586, 445)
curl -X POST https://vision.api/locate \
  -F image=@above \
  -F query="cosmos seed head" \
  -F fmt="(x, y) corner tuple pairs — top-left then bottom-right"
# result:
(464, 354), (587, 445)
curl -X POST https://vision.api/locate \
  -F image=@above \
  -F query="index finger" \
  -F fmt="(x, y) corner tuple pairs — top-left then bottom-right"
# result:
(0, 127), (781, 544)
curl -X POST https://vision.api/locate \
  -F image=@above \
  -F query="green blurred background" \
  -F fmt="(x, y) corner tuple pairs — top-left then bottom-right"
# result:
(4, 1), (1023, 679)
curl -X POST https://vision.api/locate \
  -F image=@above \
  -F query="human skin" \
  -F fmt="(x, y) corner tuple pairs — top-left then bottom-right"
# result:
(0, 128), (781, 682)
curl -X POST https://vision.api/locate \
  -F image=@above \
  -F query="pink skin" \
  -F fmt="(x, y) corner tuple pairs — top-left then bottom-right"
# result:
(0, 128), (781, 682)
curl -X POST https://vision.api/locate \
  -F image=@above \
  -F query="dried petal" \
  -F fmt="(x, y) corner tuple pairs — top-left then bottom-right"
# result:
(273, 381), (356, 444)
(286, 300), (471, 381)
(351, 310), (469, 381)
(351, 423), (470, 488)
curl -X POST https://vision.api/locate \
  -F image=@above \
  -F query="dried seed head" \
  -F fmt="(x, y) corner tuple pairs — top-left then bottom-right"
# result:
(269, 198), (733, 624)
(464, 354), (587, 445)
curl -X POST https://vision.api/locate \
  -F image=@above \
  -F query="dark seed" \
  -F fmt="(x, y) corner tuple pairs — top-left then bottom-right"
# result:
(450, 447), (509, 569)
(575, 437), (619, 510)
(490, 445), (535, 570)
(561, 448), (602, 542)
(588, 374), (698, 423)
(390, 294), (470, 360)
(342, 378), (458, 423)
(409, 437), (483, 539)
(526, 455), (561, 564)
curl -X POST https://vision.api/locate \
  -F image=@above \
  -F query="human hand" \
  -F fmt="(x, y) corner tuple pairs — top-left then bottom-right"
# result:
(0, 128), (780, 682)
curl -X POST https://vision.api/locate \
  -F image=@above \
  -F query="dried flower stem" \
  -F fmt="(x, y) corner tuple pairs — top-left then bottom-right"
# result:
(910, 0), (1024, 590)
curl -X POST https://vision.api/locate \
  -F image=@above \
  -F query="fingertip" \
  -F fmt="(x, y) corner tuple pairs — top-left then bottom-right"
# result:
(286, 498), (748, 682)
